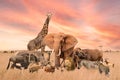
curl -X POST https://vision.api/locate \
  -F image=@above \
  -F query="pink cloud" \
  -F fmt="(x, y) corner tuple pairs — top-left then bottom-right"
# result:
(0, 0), (120, 50)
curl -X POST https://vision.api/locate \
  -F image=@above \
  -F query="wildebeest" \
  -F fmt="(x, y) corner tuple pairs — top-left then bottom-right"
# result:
(6, 51), (39, 70)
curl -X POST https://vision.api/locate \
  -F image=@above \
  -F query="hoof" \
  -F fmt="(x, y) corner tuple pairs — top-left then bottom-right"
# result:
(55, 67), (59, 70)
(77, 67), (80, 69)
(61, 69), (64, 72)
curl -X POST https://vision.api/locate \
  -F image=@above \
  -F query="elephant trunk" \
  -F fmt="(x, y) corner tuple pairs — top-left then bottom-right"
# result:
(55, 49), (60, 67)
(53, 46), (61, 68)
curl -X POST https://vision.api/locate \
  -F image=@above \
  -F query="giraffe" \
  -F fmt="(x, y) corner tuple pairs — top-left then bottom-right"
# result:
(27, 13), (52, 52)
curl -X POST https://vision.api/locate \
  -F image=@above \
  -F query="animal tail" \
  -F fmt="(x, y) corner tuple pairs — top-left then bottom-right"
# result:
(6, 59), (11, 70)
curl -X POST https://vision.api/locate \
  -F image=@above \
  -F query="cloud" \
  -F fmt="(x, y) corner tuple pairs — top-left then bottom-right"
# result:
(0, 0), (120, 50)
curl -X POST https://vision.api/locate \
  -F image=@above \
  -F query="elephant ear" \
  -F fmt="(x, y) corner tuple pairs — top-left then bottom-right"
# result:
(43, 33), (54, 49)
(62, 34), (78, 51)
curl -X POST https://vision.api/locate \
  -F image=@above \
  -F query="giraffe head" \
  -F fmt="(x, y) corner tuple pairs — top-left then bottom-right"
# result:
(46, 12), (52, 18)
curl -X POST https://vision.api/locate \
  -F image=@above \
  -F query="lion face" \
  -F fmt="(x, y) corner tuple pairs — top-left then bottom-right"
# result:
(64, 57), (75, 71)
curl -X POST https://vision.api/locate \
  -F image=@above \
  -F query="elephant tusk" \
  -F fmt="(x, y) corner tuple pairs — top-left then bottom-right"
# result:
(51, 49), (54, 54)
(57, 49), (61, 56)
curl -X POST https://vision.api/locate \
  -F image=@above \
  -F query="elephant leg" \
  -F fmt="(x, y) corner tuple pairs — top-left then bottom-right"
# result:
(60, 59), (64, 66)
(60, 59), (65, 72)
(55, 56), (60, 68)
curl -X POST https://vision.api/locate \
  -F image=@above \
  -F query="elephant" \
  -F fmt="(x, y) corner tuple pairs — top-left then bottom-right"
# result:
(6, 52), (39, 70)
(42, 32), (78, 68)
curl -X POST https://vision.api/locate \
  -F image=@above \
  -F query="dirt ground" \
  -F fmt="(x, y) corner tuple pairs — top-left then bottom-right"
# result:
(0, 52), (120, 80)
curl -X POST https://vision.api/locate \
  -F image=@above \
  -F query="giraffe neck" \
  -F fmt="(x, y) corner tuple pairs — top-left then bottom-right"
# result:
(38, 15), (51, 37)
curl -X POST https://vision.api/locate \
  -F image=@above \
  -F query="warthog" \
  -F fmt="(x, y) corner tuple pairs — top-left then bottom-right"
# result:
(29, 64), (42, 73)
(44, 66), (55, 73)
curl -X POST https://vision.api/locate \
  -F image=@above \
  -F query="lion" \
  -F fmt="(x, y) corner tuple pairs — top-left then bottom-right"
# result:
(64, 57), (75, 71)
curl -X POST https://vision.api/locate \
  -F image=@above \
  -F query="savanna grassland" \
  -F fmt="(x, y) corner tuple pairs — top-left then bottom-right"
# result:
(0, 51), (120, 80)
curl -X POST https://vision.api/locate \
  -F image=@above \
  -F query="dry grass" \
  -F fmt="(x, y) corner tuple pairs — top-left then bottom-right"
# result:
(0, 52), (120, 80)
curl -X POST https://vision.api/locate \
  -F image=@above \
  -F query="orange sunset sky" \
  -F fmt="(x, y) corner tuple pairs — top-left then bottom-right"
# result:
(0, 0), (120, 50)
